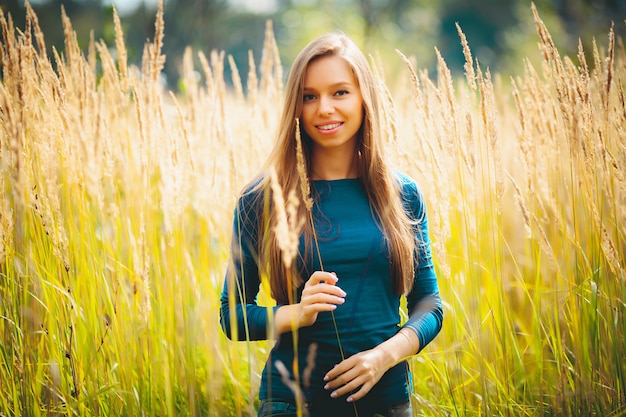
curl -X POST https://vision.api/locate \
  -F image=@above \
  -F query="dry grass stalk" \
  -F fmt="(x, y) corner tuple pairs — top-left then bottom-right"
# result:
(371, 54), (399, 149)
(130, 212), (151, 325)
(112, 6), (128, 90)
(260, 20), (274, 95)
(198, 50), (215, 95)
(96, 40), (123, 104)
(31, 182), (70, 273)
(507, 173), (533, 240)
(270, 168), (304, 269)
(211, 49), (227, 127)
(270, 21), (283, 94)
(149, 0), (166, 85)
(456, 23), (476, 92)
(88, 31), (97, 74)
(462, 111), (476, 175)
(395, 51), (432, 174)
(0, 197), (13, 267)
(132, 84), (148, 170)
(274, 360), (309, 417)
(168, 90), (195, 172)
(434, 47), (459, 157)
(0, 78), (23, 224)
(0, 10), (17, 82)
(575, 40), (590, 104)
(25, 2), (47, 63)
(532, 3), (581, 150)
(294, 119), (312, 211)
(208, 49), (240, 191)
(395, 50), (421, 103)
(181, 47), (198, 130)
(477, 66), (505, 206)
(260, 20), (282, 100)
(158, 91), (195, 240)
(247, 50), (259, 110)
(61, 6), (81, 78)
(604, 23), (615, 113)
(228, 54), (245, 103)
(302, 342), (318, 389)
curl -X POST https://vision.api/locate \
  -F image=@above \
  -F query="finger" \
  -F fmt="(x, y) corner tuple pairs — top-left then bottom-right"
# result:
(324, 355), (357, 382)
(329, 372), (368, 399)
(302, 304), (339, 319)
(302, 283), (346, 300)
(303, 281), (345, 295)
(302, 285), (346, 303)
(324, 362), (359, 391)
(346, 382), (373, 403)
(308, 271), (339, 286)
(302, 296), (345, 313)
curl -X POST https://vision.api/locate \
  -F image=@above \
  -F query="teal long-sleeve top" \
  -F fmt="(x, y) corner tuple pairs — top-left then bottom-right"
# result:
(220, 173), (443, 409)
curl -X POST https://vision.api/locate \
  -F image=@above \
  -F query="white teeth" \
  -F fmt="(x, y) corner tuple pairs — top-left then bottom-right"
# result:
(318, 122), (341, 130)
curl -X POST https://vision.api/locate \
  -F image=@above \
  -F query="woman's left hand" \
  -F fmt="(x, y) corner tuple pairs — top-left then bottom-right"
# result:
(322, 348), (389, 402)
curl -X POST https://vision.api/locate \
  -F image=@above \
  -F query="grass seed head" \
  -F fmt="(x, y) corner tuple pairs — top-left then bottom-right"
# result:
(295, 118), (313, 211)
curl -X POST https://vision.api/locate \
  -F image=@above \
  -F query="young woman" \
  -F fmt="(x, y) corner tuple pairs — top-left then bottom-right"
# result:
(220, 32), (443, 417)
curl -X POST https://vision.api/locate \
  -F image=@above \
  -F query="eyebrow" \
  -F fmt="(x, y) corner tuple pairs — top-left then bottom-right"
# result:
(303, 81), (354, 91)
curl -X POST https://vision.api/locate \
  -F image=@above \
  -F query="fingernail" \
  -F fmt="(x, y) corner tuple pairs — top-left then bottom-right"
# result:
(347, 397), (353, 403)
(323, 383), (329, 389)
(323, 375), (329, 381)
(339, 290), (347, 297)
(330, 392), (337, 398)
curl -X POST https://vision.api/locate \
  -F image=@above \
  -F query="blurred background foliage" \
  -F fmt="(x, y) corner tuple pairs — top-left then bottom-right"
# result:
(1, 0), (625, 89)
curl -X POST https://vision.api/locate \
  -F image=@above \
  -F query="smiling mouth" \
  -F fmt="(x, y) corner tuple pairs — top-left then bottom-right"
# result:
(317, 122), (342, 131)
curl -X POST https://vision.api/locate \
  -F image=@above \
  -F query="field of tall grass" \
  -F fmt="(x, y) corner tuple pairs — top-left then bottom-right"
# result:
(1, 2), (624, 416)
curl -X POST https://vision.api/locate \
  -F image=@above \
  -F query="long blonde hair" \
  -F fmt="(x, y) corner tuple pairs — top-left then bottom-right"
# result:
(250, 32), (416, 304)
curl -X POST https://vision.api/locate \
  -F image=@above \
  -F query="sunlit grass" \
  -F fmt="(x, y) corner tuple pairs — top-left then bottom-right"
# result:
(1, 2), (624, 416)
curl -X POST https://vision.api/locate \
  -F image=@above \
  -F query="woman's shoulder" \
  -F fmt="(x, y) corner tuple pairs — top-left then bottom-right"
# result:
(393, 170), (427, 218)
(239, 174), (268, 199)
(235, 174), (270, 218)
(393, 171), (423, 199)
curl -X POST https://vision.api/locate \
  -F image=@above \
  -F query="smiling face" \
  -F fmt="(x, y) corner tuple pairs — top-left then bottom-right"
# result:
(301, 55), (364, 156)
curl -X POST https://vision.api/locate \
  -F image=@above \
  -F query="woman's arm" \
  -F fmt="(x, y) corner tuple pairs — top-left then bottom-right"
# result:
(219, 192), (276, 341)
(402, 179), (443, 351)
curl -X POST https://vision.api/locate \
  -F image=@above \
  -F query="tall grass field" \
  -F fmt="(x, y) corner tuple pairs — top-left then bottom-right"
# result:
(1, 2), (624, 416)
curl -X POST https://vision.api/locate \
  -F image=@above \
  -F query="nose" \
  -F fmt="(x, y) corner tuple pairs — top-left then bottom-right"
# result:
(318, 95), (334, 115)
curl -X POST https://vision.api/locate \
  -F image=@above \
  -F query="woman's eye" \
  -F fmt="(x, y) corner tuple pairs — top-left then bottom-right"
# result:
(335, 90), (349, 96)
(303, 94), (316, 102)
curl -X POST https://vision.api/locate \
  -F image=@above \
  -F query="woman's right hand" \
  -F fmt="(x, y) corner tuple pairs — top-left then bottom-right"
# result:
(274, 271), (346, 335)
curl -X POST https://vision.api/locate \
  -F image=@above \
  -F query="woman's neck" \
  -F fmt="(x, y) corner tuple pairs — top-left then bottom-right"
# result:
(310, 144), (358, 181)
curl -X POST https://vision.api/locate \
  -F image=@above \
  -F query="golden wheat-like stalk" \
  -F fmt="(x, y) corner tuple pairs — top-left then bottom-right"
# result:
(270, 168), (304, 269)
(295, 119), (313, 211)
(456, 23), (476, 92)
